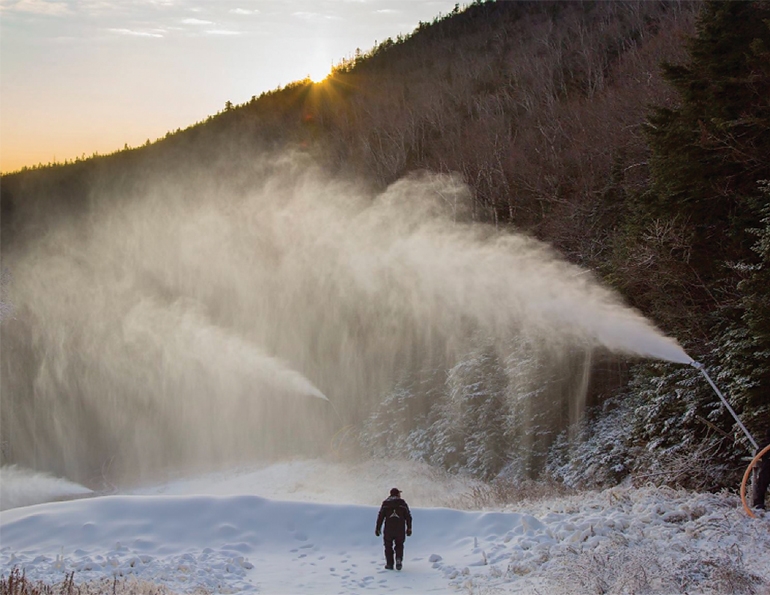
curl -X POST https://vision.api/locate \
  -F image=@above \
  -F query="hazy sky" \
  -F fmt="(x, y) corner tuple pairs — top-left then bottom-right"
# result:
(0, 0), (461, 173)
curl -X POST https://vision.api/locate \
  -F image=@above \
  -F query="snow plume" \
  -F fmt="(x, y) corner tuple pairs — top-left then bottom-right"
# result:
(0, 465), (91, 511)
(0, 152), (687, 487)
(122, 298), (328, 402)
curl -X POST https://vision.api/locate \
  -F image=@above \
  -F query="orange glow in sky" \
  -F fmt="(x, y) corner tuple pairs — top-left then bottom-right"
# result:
(0, 0), (461, 173)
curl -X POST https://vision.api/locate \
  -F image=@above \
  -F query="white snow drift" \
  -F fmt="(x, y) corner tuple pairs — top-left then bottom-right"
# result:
(1, 460), (768, 594)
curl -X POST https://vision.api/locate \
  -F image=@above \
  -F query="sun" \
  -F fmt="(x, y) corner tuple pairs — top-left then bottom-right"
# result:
(307, 61), (332, 84)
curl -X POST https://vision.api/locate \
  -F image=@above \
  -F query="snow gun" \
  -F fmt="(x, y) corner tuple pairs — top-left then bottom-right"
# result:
(689, 361), (765, 518)
(689, 361), (758, 450)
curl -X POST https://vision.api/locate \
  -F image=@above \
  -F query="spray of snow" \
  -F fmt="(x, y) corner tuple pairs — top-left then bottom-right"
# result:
(2, 153), (688, 485)
(123, 298), (327, 401)
(130, 458), (482, 508)
(0, 465), (91, 511)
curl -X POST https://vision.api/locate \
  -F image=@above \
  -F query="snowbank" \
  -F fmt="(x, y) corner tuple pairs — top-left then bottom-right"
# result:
(1, 462), (768, 594)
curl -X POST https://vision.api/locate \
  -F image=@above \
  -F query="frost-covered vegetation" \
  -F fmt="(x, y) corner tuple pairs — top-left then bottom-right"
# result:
(2, 462), (769, 595)
(0, 568), (194, 595)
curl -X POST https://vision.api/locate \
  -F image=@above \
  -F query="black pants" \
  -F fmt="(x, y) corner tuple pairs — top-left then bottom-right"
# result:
(383, 532), (404, 567)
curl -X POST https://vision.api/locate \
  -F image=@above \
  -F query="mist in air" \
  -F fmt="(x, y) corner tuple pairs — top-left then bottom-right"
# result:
(0, 153), (689, 487)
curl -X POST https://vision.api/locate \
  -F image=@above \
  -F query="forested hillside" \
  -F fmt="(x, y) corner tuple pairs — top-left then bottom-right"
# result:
(2, 0), (768, 492)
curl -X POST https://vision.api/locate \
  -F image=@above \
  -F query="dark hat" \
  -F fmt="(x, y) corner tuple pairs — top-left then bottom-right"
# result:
(390, 487), (401, 497)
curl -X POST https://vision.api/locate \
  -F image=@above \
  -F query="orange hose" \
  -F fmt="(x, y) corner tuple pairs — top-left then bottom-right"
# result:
(740, 442), (770, 518)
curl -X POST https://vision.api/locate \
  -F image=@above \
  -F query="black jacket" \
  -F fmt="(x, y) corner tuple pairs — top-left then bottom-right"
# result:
(376, 496), (412, 536)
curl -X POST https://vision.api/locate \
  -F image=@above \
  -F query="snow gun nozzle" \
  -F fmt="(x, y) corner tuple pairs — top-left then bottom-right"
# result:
(690, 359), (759, 451)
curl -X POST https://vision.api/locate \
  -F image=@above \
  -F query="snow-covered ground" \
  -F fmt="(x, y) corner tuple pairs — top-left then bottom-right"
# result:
(1, 459), (768, 594)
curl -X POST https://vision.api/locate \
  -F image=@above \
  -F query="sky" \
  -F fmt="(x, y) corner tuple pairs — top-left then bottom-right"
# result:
(1, 459), (769, 593)
(0, 0), (462, 173)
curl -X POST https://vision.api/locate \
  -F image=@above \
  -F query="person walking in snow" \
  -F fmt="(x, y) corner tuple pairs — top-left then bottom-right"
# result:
(375, 488), (412, 570)
(752, 429), (770, 510)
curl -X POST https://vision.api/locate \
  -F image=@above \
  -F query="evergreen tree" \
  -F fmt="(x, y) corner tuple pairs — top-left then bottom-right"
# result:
(617, 1), (770, 487)
(645, 1), (770, 278)
(715, 181), (770, 437)
(445, 346), (509, 480)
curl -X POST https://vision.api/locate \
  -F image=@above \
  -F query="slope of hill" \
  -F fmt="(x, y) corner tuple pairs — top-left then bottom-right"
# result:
(2, 1), (769, 494)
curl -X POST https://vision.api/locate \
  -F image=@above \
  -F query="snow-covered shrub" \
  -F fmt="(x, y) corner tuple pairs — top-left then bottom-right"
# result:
(545, 392), (642, 489)
(548, 358), (748, 491)
(362, 338), (599, 482)
(630, 357), (756, 490)
(361, 343), (514, 479)
(445, 346), (510, 480)
(550, 542), (765, 595)
(448, 476), (573, 509)
(551, 546), (664, 594)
